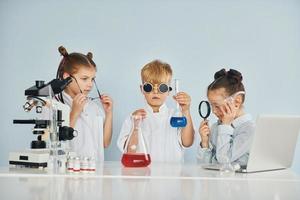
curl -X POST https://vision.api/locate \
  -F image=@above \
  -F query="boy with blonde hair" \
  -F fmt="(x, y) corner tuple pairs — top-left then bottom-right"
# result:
(117, 60), (194, 163)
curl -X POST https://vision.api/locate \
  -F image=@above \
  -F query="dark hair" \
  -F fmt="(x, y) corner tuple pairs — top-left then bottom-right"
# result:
(56, 46), (96, 80)
(208, 68), (245, 102)
(56, 46), (96, 103)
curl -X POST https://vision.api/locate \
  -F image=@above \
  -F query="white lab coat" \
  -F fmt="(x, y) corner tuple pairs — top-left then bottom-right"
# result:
(61, 92), (105, 163)
(117, 103), (184, 163)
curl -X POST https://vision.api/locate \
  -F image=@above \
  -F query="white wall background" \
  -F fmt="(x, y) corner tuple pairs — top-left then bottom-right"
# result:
(1, 0), (300, 173)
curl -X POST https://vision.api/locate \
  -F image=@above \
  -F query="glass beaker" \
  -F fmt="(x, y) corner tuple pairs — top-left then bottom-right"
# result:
(121, 115), (151, 167)
(170, 79), (187, 127)
(219, 155), (235, 175)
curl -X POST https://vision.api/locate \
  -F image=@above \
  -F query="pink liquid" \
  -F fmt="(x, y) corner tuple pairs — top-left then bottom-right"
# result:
(121, 153), (151, 167)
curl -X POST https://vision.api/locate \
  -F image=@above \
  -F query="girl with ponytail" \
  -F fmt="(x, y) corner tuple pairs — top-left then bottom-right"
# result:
(56, 46), (113, 163)
(198, 68), (254, 167)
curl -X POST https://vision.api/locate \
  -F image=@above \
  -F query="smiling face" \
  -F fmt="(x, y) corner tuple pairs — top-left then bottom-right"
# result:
(207, 88), (229, 119)
(207, 87), (244, 119)
(63, 66), (96, 98)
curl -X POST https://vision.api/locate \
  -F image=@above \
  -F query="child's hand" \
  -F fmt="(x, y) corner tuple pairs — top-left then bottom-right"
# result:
(100, 94), (113, 114)
(71, 93), (87, 116)
(69, 93), (87, 127)
(132, 109), (147, 119)
(132, 109), (147, 129)
(219, 99), (237, 125)
(173, 92), (191, 113)
(199, 120), (210, 148)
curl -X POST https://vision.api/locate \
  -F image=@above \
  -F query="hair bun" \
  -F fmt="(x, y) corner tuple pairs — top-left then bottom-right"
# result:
(58, 46), (68, 57)
(227, 69), (243, 83)
(214, 68), (227, 80)
(87, 52), (93, 60)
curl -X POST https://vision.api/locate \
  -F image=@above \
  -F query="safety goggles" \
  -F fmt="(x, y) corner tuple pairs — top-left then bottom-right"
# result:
(142, 82), (172, 94)
(70, 75), (102, 100)
(210, 91), (245, 109)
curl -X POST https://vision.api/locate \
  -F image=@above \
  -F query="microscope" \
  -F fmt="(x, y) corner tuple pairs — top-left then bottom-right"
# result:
(9, 78), (76, 169)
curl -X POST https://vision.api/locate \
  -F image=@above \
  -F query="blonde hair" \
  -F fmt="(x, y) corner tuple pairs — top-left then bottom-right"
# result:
(141, 60), (173, 84)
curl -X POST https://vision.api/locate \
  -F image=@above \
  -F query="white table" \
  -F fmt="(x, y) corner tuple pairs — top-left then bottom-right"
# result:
(0, 161), (299, 200)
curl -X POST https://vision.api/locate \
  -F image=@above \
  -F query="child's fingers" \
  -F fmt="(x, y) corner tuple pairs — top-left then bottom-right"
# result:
(200, 120), (209, 126)
(176, 96), (189, 101)
(228, 101), (237, 113)
(219, 105), (227, 115)
(200, 124), (209, 132)
(200, 126), (210, 137)
(200, 121), (210, 135)
(101, 96), (113, 104)
(132, 109), (147, 118)
(76, 95), (87, 105)
(174, 92), (190, 99)
(225, 101), (233, 113)
(74, 93), (85, 101)
(176, 92), (188, 96)
(100, 94), (111, 99)
(139, 111), (147, 118)
(174, 96), (191, 106)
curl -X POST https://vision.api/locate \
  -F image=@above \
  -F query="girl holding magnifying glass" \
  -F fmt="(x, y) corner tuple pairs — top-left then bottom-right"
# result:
(198, 69), (255, 167)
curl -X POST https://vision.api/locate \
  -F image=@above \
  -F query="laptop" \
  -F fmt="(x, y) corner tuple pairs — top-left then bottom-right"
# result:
(202, 115), (300, 173)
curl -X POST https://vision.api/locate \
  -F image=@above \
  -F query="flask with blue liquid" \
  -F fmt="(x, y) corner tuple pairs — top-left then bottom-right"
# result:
(170, 79), (187, 128)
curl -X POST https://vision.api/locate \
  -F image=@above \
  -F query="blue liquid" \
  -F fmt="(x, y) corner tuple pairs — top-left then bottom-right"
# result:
(170, 117), (187, 127)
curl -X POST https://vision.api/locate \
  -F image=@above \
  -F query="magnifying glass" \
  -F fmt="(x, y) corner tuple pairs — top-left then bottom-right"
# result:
(198, 101), (211, 120)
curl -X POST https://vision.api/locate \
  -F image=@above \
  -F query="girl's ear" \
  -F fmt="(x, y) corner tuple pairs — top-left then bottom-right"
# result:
(62, 72), (71, 79)
(234, 95), (243, 108)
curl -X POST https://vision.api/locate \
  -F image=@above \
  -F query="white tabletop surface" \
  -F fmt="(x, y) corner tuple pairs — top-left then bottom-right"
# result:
(0, 161), (299, 200)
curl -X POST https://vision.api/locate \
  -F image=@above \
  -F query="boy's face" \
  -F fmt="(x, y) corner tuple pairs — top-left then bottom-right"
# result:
(141, 76), (171, 109)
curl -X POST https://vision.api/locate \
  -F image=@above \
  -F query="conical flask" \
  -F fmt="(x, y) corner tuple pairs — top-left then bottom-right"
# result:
(170, 79), (187, 127)
(121, 115), (151, 167)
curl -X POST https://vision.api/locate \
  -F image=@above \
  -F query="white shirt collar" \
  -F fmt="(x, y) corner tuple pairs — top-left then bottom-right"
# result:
(61, 91), (73, 106)
(144, 102), (168, 114)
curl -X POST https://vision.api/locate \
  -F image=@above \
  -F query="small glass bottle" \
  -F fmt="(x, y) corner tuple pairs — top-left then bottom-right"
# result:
(67, 156), (74, 173)
(73, 156), (81, 173)
(80, 156), (89, 173)
(88, 157), (96, 173)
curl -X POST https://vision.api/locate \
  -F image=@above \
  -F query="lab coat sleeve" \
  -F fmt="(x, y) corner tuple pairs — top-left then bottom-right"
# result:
(177, 129), (185, 149)
(215, 124), (234, 163)
(197, 123), (218, 164)
(230, 122), (255, 165)
(117, 115), (132, 153)
(197, 142), (213, 164)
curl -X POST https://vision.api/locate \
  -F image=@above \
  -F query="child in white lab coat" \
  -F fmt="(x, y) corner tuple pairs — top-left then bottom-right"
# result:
(198, 69), (254, 166)
(117, 60), (194, 163)
(56, 46), (113, 162)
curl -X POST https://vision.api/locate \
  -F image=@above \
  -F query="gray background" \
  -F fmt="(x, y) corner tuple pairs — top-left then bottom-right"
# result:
(1, 0), (300, 173)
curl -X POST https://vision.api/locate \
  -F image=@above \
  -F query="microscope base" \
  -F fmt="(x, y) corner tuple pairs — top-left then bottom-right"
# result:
(9, 149), (50, 168)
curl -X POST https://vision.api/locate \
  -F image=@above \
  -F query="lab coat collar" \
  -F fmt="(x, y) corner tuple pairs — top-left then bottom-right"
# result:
(144, 102), (168, 114)
(61, 91), (73, 107)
